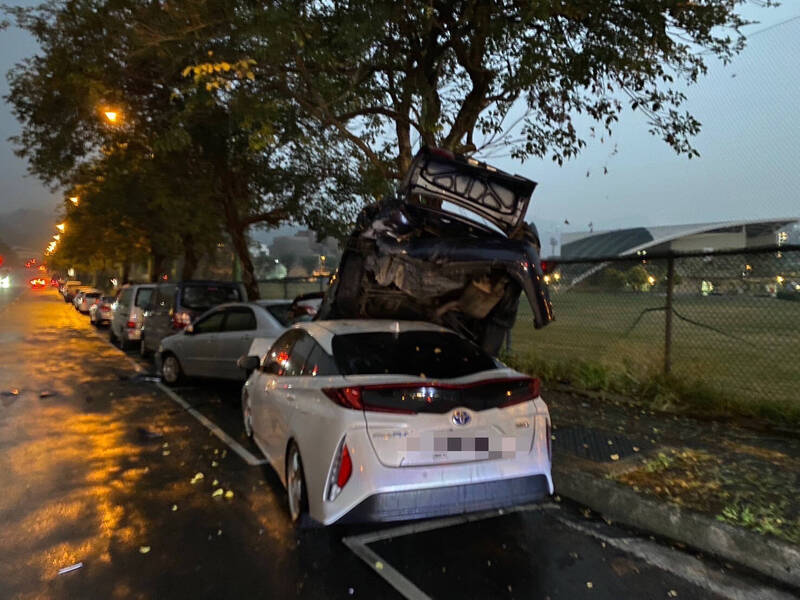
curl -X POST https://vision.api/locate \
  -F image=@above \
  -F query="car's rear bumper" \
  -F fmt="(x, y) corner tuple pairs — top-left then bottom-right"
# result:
(337, 473), (549, 523)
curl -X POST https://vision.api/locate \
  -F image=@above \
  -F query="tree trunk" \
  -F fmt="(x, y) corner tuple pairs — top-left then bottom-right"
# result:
(221, 193), (259, 300)
(151, 253), (167, 283)
(121, 262), (131, 285)
(181, 233), (198, 281)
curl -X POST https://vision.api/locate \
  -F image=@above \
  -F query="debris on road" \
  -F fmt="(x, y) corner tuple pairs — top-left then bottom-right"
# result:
(57, 562), (83, 575)
(39, 390), (57, 398)
(171, 504), (178, 511)
(224, 490), (234, 500)
(137, 426), (163, 440)
(212, 488), (224, 498)
(2, 388), (20, 396)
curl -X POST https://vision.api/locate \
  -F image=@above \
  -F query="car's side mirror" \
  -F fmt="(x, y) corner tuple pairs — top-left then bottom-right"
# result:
(185, 324), (195, 335)
(237, 355), (261, 372)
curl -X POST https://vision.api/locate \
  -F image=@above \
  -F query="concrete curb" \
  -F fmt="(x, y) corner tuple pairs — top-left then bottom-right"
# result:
(554, 466), (800, 590)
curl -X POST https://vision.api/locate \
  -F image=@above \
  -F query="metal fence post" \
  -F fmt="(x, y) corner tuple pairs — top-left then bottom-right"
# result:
(664, 256), (675, 375)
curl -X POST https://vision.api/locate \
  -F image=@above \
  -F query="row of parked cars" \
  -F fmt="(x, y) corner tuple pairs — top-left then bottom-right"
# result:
(55, 147), (556, 527)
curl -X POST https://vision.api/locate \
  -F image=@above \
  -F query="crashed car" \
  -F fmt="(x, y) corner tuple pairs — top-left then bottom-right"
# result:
(316, 146), (554, 355)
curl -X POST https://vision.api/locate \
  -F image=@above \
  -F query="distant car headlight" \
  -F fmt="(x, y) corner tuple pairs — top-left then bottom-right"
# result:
(0, 276), (10, 288)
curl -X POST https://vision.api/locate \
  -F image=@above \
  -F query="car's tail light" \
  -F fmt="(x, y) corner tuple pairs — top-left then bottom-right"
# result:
(322, 387), (364, 410)
(322, 387), (414, 414)
(499, 378), (540, 408)
(326, 439), (353, 501)
(172, 311), (192, 329)
(323, 377), (539, 414)
(126, 320), (136, 329)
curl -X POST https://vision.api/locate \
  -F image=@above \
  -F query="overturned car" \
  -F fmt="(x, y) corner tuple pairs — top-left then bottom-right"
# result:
(317, 147), (554, 355)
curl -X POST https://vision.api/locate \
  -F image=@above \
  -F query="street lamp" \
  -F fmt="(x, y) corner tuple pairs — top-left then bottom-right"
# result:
(56, 223), (65, 233)
(104, 110), (120, 123)
(69, 196), (79, 206)
(53, 234), (60, 241)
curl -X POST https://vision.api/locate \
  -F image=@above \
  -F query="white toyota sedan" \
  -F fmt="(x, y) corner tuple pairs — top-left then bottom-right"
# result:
(240, 319), (553, 526)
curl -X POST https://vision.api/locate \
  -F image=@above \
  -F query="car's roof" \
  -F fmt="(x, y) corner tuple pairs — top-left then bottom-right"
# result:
(296, 320), (453, 354)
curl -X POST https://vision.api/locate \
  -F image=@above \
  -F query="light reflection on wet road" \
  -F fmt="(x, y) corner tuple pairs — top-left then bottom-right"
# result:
(0, 289), (783, 599)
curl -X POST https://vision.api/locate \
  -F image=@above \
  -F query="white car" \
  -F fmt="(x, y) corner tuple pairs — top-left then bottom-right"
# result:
(156, 300), (290, 383)
(240, 320), (553, 526)
(74, 289), (102, 313)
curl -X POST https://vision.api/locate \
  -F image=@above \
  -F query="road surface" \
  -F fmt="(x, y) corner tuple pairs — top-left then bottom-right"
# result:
(0, 289), (791, 599)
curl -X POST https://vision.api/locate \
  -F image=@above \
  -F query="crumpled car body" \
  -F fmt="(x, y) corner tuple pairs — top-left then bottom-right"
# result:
(316, 147), (554, 356)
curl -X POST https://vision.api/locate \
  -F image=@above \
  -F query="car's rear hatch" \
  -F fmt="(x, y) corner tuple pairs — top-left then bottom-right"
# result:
(356, 375), (538, 468)
(399, 146), (536, 237)
(329, 327), (538, 467)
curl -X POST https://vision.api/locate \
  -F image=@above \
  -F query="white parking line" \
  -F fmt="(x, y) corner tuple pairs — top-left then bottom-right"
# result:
(85, 316), (268, 467)
(556, 516), (796, 600)
(342, 502), (559, 600)
(155, 382), (268, 467)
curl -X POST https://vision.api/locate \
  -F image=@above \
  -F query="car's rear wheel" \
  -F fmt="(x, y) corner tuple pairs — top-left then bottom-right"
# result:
(160, 353), (183, 385)
(139, 337), (151, 358)
(286, 443), (312, 527)
(109, 327), (118, 345)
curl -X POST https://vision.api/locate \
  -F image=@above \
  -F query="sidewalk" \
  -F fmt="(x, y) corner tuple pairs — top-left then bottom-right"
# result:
(546, 386), (800, 589)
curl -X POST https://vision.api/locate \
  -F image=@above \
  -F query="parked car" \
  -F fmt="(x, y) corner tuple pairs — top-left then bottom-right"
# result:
(62, 280), (83, 302)
(74, 289), (102, 313)
(238, 319), (552, 526)
(155, 300), (289, 383)
(29, 277), (47, 289)
(316, 146), (553, 356)
(89, 295), (116, 326)
(109, 284), (156, 349)
(139, 280), (247, 357)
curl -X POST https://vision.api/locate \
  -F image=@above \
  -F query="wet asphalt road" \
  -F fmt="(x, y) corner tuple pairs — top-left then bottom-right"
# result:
(0, 289), (787, 599)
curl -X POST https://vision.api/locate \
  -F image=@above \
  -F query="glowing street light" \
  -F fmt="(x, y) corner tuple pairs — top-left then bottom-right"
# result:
(53, 234), (61, 241)
(56, 223), (65, 233)
(69, 196), (79, 205)
(104, 110), (120, 123)
(647, 275), (656, 286)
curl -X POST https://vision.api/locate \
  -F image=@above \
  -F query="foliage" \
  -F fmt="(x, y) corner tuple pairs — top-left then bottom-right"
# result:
(260, 0), (773, 176)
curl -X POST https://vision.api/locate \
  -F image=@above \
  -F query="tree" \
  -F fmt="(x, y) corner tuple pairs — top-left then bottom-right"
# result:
(626, 265), (650, 291)
(259, 1), (771, 178)
(5, 0), (366, 298)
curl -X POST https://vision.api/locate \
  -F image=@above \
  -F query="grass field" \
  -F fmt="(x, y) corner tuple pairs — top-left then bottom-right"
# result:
(508, 291), (800, 422)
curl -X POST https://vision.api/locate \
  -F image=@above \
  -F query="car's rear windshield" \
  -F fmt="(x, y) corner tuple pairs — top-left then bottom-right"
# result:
(331, 331), (496, 378)
(180, 284), (241, 310)
(85, 292), (101, 298)
(101, 296), (115, 303)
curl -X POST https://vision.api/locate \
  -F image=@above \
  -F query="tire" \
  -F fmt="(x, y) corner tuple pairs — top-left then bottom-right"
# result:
(285, 443), (314, 528)
(242, 392), (254, 439)
(139, 336), (151, 359)
(160, 353), (183, 386)
(109, 327), (119, 346)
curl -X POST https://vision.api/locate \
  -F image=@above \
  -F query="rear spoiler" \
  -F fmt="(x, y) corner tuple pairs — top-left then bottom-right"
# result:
(399, 146), (536, 237)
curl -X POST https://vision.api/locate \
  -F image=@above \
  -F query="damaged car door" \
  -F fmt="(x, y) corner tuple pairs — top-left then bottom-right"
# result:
(316, 146), (554, 356)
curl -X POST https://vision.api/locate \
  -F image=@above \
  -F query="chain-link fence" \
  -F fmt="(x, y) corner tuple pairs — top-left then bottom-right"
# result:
(509, 245), (800, 409)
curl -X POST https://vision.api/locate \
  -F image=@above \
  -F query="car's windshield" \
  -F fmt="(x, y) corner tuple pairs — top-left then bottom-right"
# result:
(331, 330), (496, 378)
(181, 284), (241, 310)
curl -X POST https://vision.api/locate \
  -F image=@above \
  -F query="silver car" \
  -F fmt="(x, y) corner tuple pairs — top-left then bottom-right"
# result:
(240, 319), (553, 526)
(156, 300), (290, 384)
(109, 284), (156, 349)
